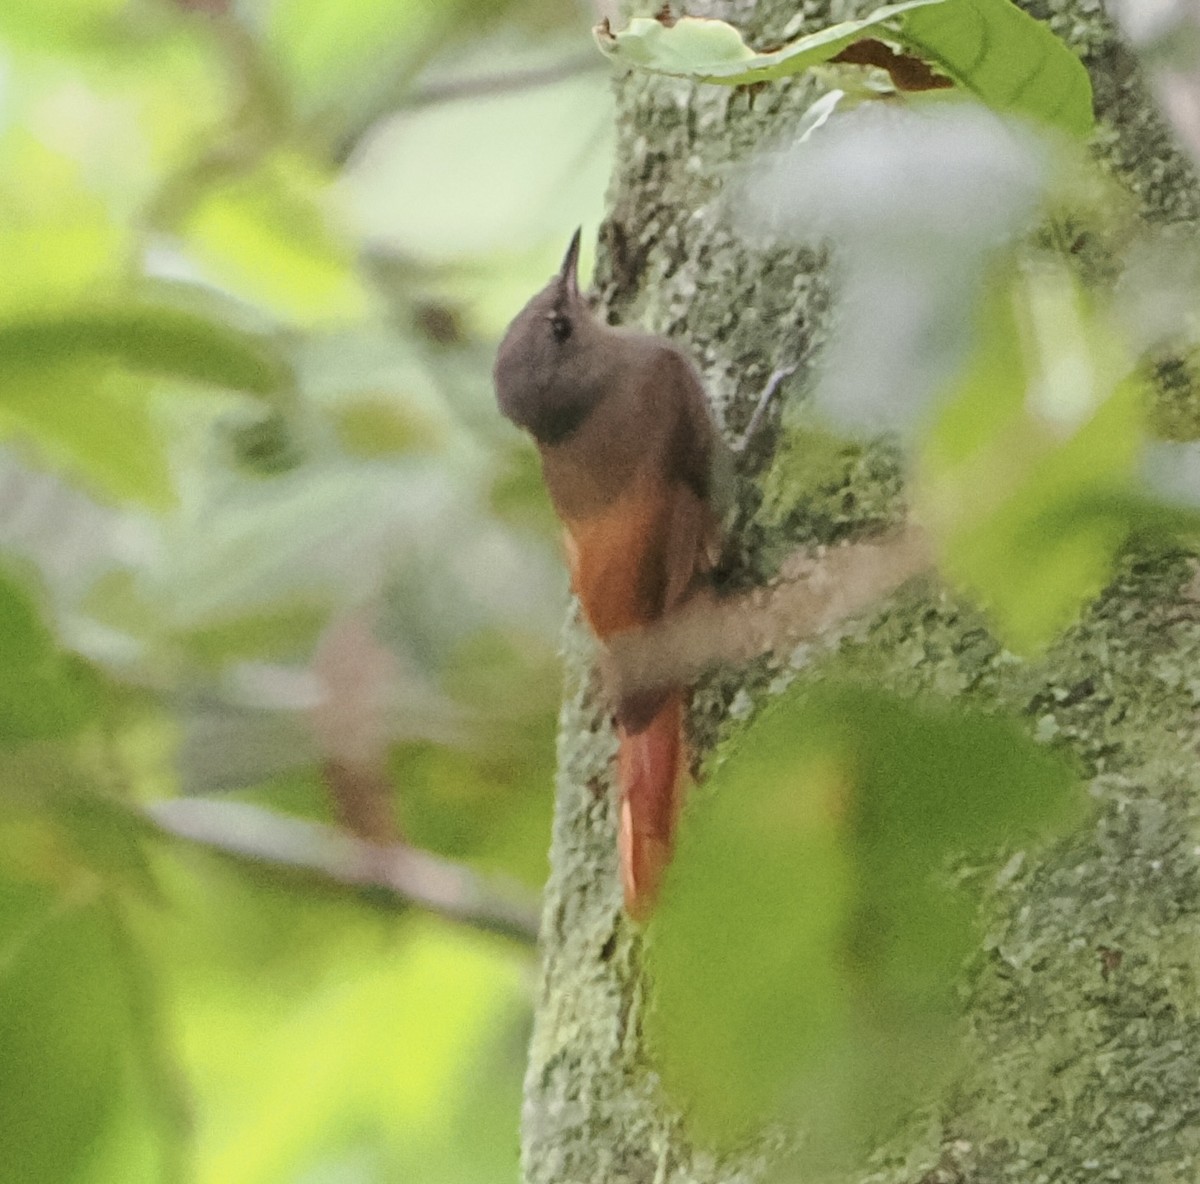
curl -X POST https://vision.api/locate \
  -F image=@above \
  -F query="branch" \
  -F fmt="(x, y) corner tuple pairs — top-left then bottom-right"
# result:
(400, 52), (604, 112)
(140, 17), (288, 234)
(604, 525), (932, 703)
(329, 52), (605, 165)
(144, 798), (541, 947)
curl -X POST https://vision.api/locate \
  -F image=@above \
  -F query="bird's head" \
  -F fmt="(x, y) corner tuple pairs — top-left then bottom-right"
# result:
(493, 229), (613, 445)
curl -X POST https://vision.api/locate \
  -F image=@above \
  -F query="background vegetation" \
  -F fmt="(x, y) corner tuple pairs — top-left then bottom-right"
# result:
(0, 1), (607, 1180)
(6, 0), (1200, 1181)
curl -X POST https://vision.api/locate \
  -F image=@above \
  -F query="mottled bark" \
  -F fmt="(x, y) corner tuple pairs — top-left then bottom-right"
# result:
(521, 3), (1200, 1182)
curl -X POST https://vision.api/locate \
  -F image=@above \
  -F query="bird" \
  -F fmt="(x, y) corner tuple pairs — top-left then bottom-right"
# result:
(493, 228), (728, 920)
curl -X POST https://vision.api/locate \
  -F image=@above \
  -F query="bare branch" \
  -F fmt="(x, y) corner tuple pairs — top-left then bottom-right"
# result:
(399, 53), (605, 113)
(322, 759), (401, 844)
(331, 52), (605, 165)
(144, 798), (541, 947)
(140, 17), (287, 234)
(604, 525), (932, 703)
(140, 531), (927, 948)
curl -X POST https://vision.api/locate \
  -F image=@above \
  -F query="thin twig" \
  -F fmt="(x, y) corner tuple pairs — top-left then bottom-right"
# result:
(735, 364), (797, 454)
(401, 53), (605, 112)
(144, 799), (541, 948)
(331, 52), (605, 165)
(323, 759), (402, 844)
(140, 18), (288, 235)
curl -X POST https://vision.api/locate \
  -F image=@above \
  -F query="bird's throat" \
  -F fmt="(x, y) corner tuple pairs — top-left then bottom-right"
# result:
(525, 393), (597, 446)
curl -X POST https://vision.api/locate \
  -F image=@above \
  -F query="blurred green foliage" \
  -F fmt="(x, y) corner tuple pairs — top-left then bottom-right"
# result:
(1, 0), (1195, 1180)
(917, 264), (1145, 650)
(0, 0), (609, 1179)
(650, 685), (1080, 1162)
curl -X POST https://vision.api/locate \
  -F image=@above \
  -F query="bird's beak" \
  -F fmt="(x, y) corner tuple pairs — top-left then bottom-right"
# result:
(557, 228), (582, 303)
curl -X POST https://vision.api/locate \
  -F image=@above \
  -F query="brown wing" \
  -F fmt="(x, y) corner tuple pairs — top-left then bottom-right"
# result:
(659, 478), (711, 611)
(657, 348), (724, 590)
(562, 468), (679, 638)
(560, 346), (721, 637)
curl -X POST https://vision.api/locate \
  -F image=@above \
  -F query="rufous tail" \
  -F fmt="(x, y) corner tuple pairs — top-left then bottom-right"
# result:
(617, 691), (687, 922)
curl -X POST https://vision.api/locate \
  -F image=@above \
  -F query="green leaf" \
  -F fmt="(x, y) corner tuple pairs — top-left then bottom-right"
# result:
(182, 602), (331, 668)
(0, 368), (176, 507)
(649, 684), (1080, 1156)
(0, 576), (98, 747)
(184, 154), (369, 322)
(651, 732), (852, 1146)
(334, 398), (446, 458)
(0, 304), (291, 397)
(54, 795), (161, 903)
(595, 2), (943, 84)
(0, 139), (128, 317)
(903, 0), (1094, 138)
(182, 915), (526, 1184)
(917, 266), (1145, 651)
(1028, 489), (1200, 545)
(267, 0), (449, 116)
(0, 884), (129, 1184)
(0, 302), (289, 506)
(595, 0), (1093, 137)
(0, 0), (126, 52)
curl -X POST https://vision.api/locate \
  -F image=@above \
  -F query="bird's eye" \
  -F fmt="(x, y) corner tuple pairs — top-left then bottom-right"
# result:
(549, 313), (572, 343)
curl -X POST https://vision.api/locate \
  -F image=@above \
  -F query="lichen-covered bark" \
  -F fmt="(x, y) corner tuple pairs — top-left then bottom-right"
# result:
(521, 3), (1200, 1182)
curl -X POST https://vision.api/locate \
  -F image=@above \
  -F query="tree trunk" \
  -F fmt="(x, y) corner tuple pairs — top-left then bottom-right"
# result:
(521, 3), (1200, 1182)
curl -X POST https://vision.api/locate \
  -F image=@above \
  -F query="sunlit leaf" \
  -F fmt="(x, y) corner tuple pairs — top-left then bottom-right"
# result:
(650, 684), (1080, 1157)
(184, 917), (526, 1184)
(596, 0), (1093, 137)
(0, 0), (126, 51)
(0, 368), (175, 507)
(0, 138), (127, 315)
(185, 154), (369, 321)
(111, 31), (230, 181)
(267, 0), (447, 114)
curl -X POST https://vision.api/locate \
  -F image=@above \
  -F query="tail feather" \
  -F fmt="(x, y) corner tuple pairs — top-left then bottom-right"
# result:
(617, 691), (687, 921)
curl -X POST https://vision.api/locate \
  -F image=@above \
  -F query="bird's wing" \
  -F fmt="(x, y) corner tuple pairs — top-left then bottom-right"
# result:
(657, 347), (724, 581)
(562, 471), (672, 638)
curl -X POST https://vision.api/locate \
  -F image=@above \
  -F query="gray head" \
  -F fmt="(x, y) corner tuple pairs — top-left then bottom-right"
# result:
(493, 230), (617, 446)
